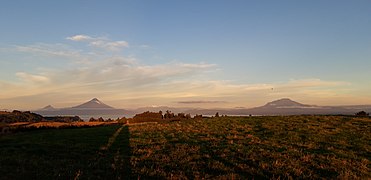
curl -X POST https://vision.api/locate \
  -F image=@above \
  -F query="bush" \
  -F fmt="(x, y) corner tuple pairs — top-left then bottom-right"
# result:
(355, 111), (369, 117)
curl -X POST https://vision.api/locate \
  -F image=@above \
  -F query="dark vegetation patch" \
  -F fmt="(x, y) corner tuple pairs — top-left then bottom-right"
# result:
(0, 125), (122, 179)
(0, 110), (43, 123)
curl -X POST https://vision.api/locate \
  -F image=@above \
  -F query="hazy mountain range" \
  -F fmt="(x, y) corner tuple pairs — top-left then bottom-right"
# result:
(33, 98), (371, 118)
(34, 98), (133, 117)
(184, 98), (371, 116)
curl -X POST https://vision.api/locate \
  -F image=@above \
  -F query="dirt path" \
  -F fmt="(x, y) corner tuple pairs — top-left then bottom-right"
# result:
(75, 124), (131, 179)
(100, 124), (125, 151)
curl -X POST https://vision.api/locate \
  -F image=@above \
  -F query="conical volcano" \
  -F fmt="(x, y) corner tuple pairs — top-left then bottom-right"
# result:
(40, 105), (56, 111)
(72, 98), (113, 109)
(263, 98), (311, 108)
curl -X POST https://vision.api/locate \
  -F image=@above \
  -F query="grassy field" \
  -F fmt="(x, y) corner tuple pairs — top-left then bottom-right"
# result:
(1, 116), (370, 179)
(129, 116), (370, 179)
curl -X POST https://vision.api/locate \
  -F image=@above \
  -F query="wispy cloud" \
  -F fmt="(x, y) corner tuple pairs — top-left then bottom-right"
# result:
(282, 79), (350, 89)
(15, 43), (82, 58)
(16, 72), (50, 83)
(66, 34), (129, 51)
(66, 34), (93, 41)
(177, 100), (227, 104)
(90, 40), (128, 51)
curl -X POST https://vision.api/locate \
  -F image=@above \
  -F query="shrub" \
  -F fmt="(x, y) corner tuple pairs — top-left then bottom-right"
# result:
(355, 111), (369, 117)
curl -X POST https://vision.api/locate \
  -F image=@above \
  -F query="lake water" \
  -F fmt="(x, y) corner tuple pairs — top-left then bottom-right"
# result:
(43, 114), (132, 121)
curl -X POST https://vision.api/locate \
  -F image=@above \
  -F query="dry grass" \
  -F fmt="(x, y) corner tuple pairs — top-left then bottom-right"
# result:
(129, 116), (371, 179)
(8, 122), (31, 126)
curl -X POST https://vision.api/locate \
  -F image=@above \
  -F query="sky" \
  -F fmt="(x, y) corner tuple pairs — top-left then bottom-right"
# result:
(0, 0), (371, 110)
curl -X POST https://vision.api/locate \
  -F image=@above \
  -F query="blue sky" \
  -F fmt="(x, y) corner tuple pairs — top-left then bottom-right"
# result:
(0, 0), (371, 109)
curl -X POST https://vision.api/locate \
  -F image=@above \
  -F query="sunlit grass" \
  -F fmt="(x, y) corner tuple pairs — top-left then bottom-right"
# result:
(129, 116), (371, 179)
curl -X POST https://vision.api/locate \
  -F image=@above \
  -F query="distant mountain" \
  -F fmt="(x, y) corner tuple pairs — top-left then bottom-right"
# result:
(33, 98), (371, 118)
(262, 98), (313, 108)
(72, 98), (113, 109)
(177, 98), (371, 116)
(40, 105), (56, 111)
(34, 98), (134, 119)
(245, 99), (325, 115)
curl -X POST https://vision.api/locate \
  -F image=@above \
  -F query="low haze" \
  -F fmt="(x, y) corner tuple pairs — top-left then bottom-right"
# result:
(1, 0), (371, 110)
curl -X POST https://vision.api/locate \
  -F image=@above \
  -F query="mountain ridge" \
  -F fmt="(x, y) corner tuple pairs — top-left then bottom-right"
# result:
(40, 105), (56, 111)
(33, 98), (371, 117)
(262, 98), (312, 108)
(34, 98), (133, 118)
(72, 98), (114, 109)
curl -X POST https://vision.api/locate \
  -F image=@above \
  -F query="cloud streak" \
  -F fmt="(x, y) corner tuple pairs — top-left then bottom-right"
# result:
(177, 100), (227, 104)
(16, 72), (50, 83)
(15, 43), (82, 58)
(66, 34), (129, 51)
(66, 34), (93, 41)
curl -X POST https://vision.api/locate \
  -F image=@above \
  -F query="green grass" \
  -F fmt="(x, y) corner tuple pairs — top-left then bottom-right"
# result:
(129, 116), (371, 179)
